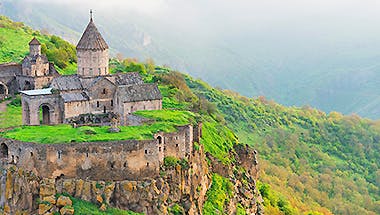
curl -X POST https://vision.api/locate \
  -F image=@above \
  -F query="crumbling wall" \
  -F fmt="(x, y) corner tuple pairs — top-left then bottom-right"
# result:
(0, 124), (197, 181)
(0, 144), (211, 215)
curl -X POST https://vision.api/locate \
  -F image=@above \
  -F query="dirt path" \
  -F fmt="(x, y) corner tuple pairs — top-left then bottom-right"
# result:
(0, 100), (10, 113)
(0, 100), (12, 132)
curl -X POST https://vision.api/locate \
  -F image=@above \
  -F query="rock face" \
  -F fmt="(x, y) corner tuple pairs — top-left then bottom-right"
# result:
(0, 144), (263, 215)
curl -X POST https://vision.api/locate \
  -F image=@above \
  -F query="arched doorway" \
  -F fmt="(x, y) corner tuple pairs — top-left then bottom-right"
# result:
(0, 83), (8, 100)
(24, 81), (32, 90)
(40, 105), (51, 125)
(0, 143), (8, 159)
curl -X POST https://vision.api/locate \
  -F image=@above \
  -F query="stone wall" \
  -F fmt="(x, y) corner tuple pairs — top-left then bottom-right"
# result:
(120, 100), (162, 125)
(0, 143), (210, 214)
(63, 101), (91, 119)
(0, 124), (197, 181)
(77, 49), (109, 77)
(21, 56), (49, 77)
(0, 63), (22, 96)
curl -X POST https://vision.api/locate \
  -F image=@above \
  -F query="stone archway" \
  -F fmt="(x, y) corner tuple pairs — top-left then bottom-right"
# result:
(0, 143), (8, 159)
(40, 104), (52, 125)
(0, 82), (8, 100)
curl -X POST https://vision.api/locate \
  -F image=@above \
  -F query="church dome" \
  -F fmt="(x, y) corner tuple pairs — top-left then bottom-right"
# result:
(76, 17), (109, 51)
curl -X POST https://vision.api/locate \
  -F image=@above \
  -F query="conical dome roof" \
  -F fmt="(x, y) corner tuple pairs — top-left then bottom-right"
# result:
(76, 18), (109, 50)
(29, 37), (41, 45)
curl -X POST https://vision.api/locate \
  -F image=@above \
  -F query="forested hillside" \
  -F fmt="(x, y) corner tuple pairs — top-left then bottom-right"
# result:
(0, 15), (379, 214)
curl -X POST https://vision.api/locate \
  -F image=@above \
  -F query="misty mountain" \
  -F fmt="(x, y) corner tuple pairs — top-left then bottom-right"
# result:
(2, 0), (380, 119)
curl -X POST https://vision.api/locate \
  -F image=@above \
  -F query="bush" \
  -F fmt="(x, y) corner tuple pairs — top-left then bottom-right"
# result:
(8, 96), (21, 107)
(164, 156), (179, 168)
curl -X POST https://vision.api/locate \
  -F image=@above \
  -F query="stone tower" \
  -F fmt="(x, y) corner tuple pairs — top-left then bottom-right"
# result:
(21, 37), (49, 78)
(29, 37), (41, 56)
(76, 11), (109, 77)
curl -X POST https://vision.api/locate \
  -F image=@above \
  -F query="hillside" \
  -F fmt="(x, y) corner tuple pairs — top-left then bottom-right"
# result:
(3, 1), (380, 119)
(0, 15), (379, 214)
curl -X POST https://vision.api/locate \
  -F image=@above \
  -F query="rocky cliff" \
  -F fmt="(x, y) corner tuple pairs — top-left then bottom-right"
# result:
(0, 144), (262, 215)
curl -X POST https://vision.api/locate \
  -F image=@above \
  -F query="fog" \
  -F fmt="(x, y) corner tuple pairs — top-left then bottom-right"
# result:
(3, 0), (380, 118)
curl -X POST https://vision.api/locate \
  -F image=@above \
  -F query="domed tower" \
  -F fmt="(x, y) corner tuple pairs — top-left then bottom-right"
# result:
(76, 11), (109, 77)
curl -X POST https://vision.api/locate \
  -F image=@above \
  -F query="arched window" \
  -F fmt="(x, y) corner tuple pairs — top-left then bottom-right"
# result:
(102, 89), (106, 94)
(0, 143), (8, 159)
(157, 136), (163, 144)
(97, 101), (100, 107)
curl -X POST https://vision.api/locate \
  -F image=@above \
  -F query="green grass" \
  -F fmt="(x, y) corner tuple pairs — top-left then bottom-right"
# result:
(134, 109), (195, 125)
(0, 101), (22, 129)
(203, 174), (233, 215)
(67, 195), (142, 215)
(1, 110), (194, 144)
(0, 16), (76, 74)
(200, 120), (237, 164)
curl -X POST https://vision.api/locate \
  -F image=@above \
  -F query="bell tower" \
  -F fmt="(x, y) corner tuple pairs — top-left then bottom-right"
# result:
(29, 37), (41, 56)
(76, 10), (109, 77)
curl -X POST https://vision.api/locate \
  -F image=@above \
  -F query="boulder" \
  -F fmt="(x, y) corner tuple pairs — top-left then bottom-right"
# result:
(60, 206), (74, 215)
(42, 195), (56, 205)
(38, 203), (52, 215)
(56, 196), (72, 208)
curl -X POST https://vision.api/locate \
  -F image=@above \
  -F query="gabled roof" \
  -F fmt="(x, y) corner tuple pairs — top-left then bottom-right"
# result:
(118, 83), (162, 102)
(86, 76), (115, 90)
(76, 19), (109, 50)
(29, 37), (41, 45)
(114, 72), (144, 85)
(50, 75), (83, 91)
(61, 92), (89, 103)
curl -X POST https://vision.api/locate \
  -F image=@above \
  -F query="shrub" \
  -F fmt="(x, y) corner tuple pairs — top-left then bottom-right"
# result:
(164, 156), (179, 168)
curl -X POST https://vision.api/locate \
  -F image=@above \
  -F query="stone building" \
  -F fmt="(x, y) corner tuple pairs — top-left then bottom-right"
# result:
(0, 38), (59, 100)
(19, 15), (162, 125)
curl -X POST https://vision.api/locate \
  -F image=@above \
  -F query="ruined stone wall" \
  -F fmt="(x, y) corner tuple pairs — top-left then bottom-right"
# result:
(0, 143), (211, 215)
(120, 99), (162, 125)
(155, 125), (194, 160)
(0, 124), (197, 181)
(77, 49), (109, 77)
(0, 63), (22, 95)
(0, 63), (21, 77)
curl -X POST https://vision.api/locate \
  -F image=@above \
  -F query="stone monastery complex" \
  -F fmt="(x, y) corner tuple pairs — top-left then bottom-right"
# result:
(0, 14), (201, 182)
(0, 15), (162, 126)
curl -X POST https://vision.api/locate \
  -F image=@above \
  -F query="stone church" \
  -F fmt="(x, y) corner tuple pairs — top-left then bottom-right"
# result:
(0, 15), (162, 125)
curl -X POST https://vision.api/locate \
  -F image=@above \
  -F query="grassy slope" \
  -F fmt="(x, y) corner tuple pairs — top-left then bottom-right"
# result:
(0, 16), (76, 74)
(186, 76), (380, 214)
(2, 110), (194, 144)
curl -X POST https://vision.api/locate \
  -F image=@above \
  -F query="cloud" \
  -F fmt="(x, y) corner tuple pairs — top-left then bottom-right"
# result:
(21, 0), (169, 15)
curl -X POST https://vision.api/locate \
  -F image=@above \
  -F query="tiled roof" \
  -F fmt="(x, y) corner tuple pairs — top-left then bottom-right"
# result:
(50, 75), (83, 91)
(114, 72), (144, 85)
(29, 37), (41, 45)
(118, 83), (162, 102)
(76, 20), (109, 50)
(61, 92), (89, 102)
